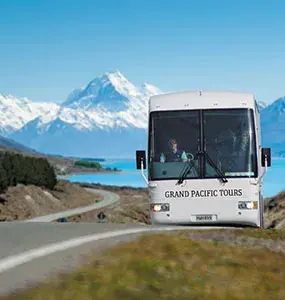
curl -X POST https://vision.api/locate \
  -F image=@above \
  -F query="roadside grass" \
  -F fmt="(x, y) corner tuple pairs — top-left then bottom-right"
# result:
(178, 228), (285, 241)
(228, 228), (285, 240)
(4, 233), (285, 300)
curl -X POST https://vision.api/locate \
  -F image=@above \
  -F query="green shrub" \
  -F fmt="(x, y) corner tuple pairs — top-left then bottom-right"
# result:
(74, 160), (102, 169)
(0, 152), (57, 192)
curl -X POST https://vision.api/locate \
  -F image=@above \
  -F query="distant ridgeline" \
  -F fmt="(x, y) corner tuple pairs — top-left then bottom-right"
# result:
(0, 152), (57, 192)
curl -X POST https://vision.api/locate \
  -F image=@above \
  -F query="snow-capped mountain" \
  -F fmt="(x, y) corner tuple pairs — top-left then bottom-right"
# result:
(64, 71), (140, 110)
(257, 100), (267, 111)
(261, 97), (285, 114)
(61, 70), (162, 129)
(0, 93), (59, 136)
(9, 71), (162, 157)
(1, 70), (283, 157)
(260, 97), (285, 156)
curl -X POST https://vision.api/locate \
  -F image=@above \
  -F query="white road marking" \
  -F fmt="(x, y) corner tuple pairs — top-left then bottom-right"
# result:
(0, 226), (221, 274)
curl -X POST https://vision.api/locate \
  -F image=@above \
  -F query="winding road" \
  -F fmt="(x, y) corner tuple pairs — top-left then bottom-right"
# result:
(25, 188), (120, 222)
(0, 187), (230, 296)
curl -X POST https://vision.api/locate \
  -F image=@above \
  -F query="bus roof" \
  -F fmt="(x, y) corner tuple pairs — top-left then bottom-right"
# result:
(149, 90), (256, 112)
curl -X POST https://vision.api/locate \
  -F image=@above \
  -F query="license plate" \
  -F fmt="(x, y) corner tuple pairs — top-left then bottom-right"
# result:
(192, 215), (217, 221)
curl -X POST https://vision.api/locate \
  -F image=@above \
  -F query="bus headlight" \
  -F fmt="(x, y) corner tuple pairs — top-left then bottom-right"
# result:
(238, 201), (258, 210)
(151, 203), (170, 212)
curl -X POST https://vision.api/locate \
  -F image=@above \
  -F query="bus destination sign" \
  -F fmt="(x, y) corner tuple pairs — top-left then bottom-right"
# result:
(165, 189), (243, 198)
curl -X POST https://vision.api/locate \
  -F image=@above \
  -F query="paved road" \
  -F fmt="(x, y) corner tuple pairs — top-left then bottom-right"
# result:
(0, 188), (234, 296)
(25, 188), (120, 222)
(0, 222), (230, 296)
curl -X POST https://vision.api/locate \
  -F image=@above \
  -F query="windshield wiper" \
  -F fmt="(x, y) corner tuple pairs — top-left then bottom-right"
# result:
(199, 150), (228, 183)
(177, 158), (197, 185)
(176, 151), (228, 185)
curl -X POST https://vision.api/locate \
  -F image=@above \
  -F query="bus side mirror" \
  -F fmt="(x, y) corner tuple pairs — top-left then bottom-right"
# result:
(261, 148), (271, 167)
(136, 150), (146, 170)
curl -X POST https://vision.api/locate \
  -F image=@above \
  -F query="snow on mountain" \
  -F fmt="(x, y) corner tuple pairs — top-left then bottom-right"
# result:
(257, 100), (268, 111)
(140, 82), (163, 98)
(59, 71), (163, 131)
(1, 71), (161, 137)
(62, 70), (162, 129)
(3, 70), (284, 157)
(63, 70), (140, 111)
(0, 93), (59, 136)
(9, 71), (162, 156)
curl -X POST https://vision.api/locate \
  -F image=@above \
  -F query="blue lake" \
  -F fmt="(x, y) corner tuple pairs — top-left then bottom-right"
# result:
(63, 158), (285, 198)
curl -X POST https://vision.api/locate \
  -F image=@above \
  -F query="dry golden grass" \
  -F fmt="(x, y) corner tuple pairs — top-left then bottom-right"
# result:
(178, 228), (285, 241)
(4, 233), (285, 300)
(264, 191), (285, 229)
(68, 186), (150, 224)
(230, 228), (285, 240)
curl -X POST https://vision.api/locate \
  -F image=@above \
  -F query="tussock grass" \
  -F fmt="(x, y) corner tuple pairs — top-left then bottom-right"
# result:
(4, 234), (285, 300)
(179, 228), (285, 241)
(230, 228), (285, 240)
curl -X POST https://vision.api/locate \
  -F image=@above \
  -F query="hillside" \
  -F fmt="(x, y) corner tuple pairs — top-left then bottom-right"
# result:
(0, 135), (37, 153)
(67, 183), (285, 230)
(0, 145), (103, 221)
(264, 191), (285, 229)
(0, 180), (101, 221)
(0, 134), (114, 176)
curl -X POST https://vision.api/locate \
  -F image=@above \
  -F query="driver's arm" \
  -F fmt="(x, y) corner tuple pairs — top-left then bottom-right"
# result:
(181, 151), (188, 162)
(160, 152), (166, 163)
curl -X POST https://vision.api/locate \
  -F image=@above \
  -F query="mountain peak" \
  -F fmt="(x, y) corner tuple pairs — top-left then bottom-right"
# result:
(62, 70), (153, 112)
(274, 96), (285, 103)
(2, 73), (284, 158)
(263, 96), (285, 113)
(105, 69), (125, 79)
(95, 70), (125, 85)
(0, 93), (29, 103)
(100, 70), (140, 98)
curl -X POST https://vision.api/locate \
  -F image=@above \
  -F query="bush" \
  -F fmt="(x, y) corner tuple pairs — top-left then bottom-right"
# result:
(0, 152), (57, 192)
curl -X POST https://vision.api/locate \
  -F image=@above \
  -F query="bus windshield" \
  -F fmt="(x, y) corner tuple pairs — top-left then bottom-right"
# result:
(149, 108), (257, 180)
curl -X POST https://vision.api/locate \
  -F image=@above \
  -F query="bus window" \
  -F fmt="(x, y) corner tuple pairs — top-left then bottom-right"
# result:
(148, 108), (258, 181)
(204, 109), (257, 178)
(149, 110), (200, 180)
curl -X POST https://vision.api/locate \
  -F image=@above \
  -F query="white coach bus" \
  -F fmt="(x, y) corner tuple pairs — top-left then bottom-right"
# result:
(136, 91), (271, 228)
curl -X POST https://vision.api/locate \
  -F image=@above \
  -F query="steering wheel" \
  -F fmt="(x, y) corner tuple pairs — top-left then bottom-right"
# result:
(187, 152), (195, 161)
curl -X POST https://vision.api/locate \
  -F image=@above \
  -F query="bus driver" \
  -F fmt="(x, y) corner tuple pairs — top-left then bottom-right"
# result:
(160, 139), (188, 163)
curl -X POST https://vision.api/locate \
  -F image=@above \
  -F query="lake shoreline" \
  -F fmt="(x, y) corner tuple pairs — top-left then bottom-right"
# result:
(60, 169), (139, 178)
(60, 158), (285, 198)
(58, 166), (123, 176)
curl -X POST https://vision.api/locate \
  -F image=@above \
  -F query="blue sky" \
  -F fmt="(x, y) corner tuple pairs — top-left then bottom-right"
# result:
(0, 0), (285, 104)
